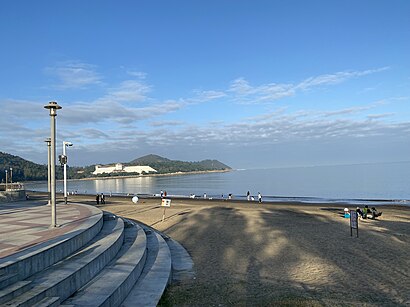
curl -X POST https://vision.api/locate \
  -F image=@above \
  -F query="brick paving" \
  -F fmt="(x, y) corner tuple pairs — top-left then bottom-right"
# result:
(0, 200), (97, 258)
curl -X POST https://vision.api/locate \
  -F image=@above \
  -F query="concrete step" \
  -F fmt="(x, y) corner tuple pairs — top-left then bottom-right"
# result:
(121, 226), (171, 307)
(166, 237), (195, 283)
(3, 218), (124, 307)
(61, 222), (147, 307)
(0, 281), (32, 305)
(36, 296), (60, 307)
(0, 205), (103, 290)
(0, 273), (19, 290)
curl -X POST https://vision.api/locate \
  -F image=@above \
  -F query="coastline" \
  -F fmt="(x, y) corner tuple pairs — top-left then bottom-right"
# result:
(76, 168), (232, 181)
(23, 169), (232, 184)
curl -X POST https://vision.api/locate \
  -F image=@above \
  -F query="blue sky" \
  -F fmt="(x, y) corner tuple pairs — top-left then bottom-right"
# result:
(0, 1), (409, 169)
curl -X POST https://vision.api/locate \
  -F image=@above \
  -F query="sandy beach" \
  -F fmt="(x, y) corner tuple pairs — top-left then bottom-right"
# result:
(51, 194), (410, 306)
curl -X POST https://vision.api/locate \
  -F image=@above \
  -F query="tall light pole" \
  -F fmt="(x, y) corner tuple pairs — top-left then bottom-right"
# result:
(62, 141), (73, 204)
(10, 167), (13, 187)
(44, 101), (62, 228)
(45, 138), (51, 205)
(5, 170), (8, 191)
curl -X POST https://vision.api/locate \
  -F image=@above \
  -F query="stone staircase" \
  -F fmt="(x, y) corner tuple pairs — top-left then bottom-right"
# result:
(0, 207), (194, 307)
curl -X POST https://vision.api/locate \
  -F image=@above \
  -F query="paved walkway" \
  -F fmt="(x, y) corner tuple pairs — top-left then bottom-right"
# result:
(0, 200), (99, 258)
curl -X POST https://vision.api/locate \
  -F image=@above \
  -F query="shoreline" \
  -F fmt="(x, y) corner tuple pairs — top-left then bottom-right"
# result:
(22, 169), (232, 184)
(77, 168), (232, 181)
(26, 191), (410, 208)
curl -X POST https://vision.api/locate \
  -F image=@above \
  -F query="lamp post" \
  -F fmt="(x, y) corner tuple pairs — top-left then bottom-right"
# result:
(5, 170), (8, 191)
(10, 167), (13, 188)
(44, 101), (62, 228)
(62, 141), (73, 204)
(45, 138), (51, 205)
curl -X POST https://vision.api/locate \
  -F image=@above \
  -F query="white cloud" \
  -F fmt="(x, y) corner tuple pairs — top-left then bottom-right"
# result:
(149, 120), (184, 127)
(227, 67), (389, 104)
(102, 80), (151, 103)
(192, 90), (227, 102)
(126, 71), (147, 79)
(45, 61), (102, 89)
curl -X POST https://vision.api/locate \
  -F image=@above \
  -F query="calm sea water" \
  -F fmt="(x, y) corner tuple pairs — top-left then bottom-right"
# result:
(25, 162), (410, 205)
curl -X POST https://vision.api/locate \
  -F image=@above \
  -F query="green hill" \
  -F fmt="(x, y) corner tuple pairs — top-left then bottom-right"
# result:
(0, 151), (231, 182)
(0, 152), (48, 182)
(129, 154), (231, 174)
(0, 151), (91, 182)
(130, 154), (171, 165)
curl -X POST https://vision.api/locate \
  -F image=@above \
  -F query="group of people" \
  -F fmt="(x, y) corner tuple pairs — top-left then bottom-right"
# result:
(247, 191), (262, 203)
(356, 205), (382, 219)
(95, 193), (105, 205)
(160, 190), (168, 198)
(187, 191), (263, 203)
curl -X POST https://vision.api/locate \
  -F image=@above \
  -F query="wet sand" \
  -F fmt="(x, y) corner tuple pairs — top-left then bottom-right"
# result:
(41, 193), (410, 306)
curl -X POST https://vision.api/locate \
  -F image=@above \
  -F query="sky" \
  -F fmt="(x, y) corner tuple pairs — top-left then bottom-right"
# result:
(0, 0), (409, 169)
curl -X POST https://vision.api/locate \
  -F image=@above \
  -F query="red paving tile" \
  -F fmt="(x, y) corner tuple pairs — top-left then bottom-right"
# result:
(0, 201), (98, 259)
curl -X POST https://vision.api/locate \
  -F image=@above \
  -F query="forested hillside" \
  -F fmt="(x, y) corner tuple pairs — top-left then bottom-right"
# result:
(129, 154), (231, 174)
(0, 151), (231, 182)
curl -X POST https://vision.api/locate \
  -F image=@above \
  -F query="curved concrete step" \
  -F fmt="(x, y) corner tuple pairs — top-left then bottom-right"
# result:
(133, 222), (195, 284)
(121, 227), (171, 307)
(166, 238), (195, 283)
(3, 218), (124, 307)
(0, 204), (103, 290)
(61, 222), (147, 307)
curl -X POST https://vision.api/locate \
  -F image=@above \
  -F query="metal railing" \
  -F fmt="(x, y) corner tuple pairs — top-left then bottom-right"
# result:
(0, 183), (24, 191)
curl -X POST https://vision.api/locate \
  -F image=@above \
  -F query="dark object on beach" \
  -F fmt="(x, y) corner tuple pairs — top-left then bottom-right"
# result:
(371, 207), (383, 219)
(96, 194), (100, 205)
(356, 207), (363, 218)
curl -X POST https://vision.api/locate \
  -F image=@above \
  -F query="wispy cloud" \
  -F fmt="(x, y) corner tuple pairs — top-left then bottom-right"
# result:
(45, 61), (102, 89)
(102, 80), (151, 103)
(228, 67), (390, 104)
(149, 120), (184, 127)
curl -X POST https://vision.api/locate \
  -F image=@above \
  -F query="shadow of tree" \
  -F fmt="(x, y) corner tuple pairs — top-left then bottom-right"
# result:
(159, 204), (409, 306)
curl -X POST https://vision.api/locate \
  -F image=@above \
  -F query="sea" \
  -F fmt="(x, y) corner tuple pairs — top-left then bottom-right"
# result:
(24, 161), (410, 206)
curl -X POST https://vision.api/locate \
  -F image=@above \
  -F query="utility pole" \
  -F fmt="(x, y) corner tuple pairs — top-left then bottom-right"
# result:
(62, 141), (73, 204)
(44, 101), (62, 228)
(45, 138), (51, 205)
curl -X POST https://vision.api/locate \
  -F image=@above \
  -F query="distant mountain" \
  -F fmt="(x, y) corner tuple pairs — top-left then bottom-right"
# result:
(0, 151), (231, 182)
(129, 154), (231, 174)
(0, 152), (90, 182)
(0, 151), (47, 182)
(130, 154), (171, 165)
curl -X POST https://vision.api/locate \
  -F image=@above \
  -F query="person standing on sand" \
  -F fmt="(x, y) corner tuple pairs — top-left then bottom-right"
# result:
(247, 191), (250, 201)
(258, 192), (262, 203)
(96, 194), (100, 205)
(101, 193), (105, 204)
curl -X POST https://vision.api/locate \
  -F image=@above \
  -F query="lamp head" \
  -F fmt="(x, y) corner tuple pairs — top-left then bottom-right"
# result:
(44, 101), (62, 110)
(64, 141), (73, 147)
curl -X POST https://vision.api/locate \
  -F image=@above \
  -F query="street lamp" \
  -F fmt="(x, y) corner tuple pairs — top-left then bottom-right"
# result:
(62, 141), (73, 204)
(44, 101), (62, 228)
(45, 138), (51, 205)
(5, 170), (8, 191)
(10, 167), (13, 187)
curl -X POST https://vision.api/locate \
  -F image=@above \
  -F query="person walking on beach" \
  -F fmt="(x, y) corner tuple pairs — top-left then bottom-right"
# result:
(258, 192), (262, 203)
(247, 191), (250, 201)
(101, 193), (105, 204)
(96, 194), (100, 205)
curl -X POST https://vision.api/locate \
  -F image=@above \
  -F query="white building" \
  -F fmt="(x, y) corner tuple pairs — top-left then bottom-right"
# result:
(93, 163), (157, 175)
